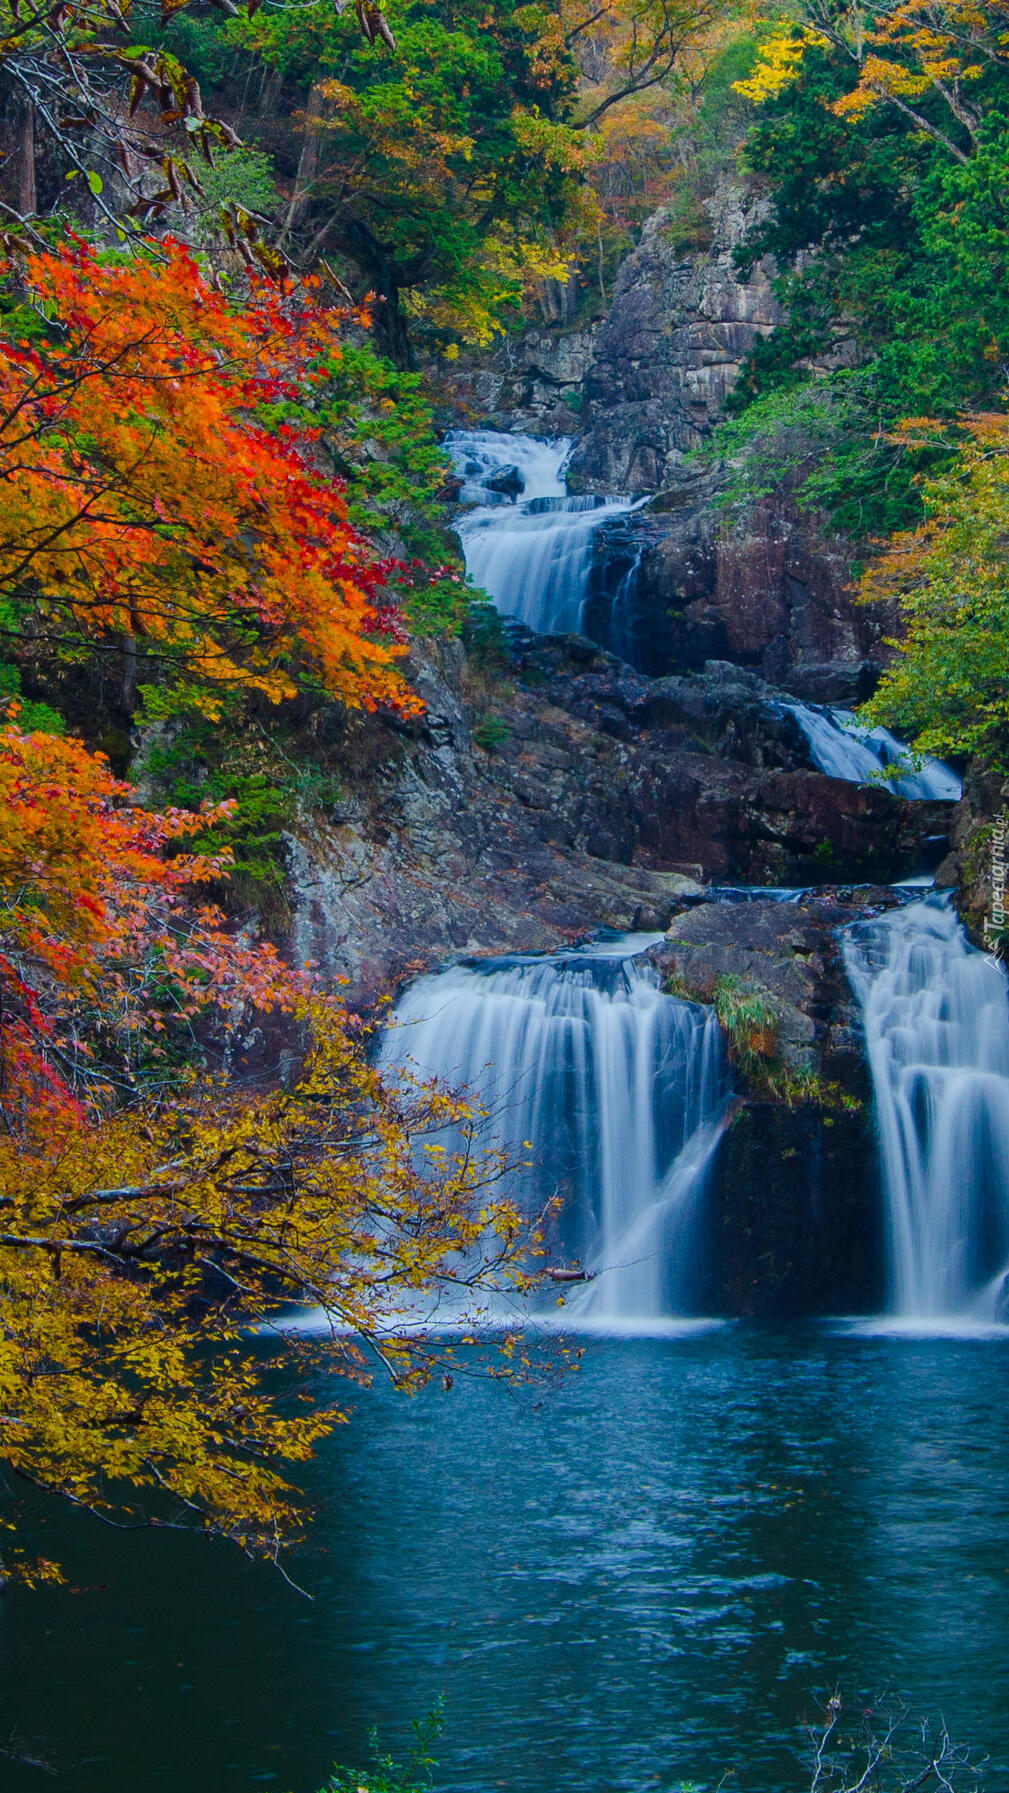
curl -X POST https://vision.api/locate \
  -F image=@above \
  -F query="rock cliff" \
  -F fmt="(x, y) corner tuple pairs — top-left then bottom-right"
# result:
(285, 635), (950, 1006)
(548, 185), (885, 699)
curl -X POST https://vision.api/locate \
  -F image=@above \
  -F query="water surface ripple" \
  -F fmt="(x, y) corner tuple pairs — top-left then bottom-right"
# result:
(2, 1330), (1007, 1791)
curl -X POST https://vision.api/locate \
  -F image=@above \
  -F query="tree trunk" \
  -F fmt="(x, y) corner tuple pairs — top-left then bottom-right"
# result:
(15, 95), (35, 217)
(0, 82), (36, 218)
(337, 220), (416, 370)
(279, 81), (323, 249)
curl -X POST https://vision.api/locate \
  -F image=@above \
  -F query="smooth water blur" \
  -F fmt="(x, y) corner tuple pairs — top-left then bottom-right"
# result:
(379, 940), (729, 1324)
(845, 897), (1009, 1320)
(2, 1330), (1008, 1791)
(784, 703), (962, 801)
(446, 429), (640, 635)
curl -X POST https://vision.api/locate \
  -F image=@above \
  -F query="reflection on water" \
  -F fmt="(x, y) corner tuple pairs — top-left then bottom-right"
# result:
(1, 1331), (1007, 1791)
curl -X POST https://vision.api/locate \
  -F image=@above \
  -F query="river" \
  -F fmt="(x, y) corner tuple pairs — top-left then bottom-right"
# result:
(2, 1329), (1007, 1790)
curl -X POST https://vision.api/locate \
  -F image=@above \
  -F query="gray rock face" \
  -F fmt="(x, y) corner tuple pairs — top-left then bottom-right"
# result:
(567, 187), (780, 494)
(553, 186), (885, 698)
(627, 489), (887, 698)
(649, 891), (894, 1316)
(449, 324), (602, 436)
(283, 636), (950, 1005)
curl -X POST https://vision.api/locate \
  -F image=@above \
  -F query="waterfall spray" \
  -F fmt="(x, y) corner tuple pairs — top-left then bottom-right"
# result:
(844, 896), (1009, 1323)
(379, 936), (730, 1328)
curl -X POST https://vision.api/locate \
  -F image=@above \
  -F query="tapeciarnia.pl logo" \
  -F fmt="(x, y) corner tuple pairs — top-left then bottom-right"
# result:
(983, 813), (1008, 961)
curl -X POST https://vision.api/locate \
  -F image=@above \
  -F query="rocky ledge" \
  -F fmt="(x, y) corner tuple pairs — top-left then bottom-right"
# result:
(285, 633), (952, 1008)
(650, 889), (898, 1318)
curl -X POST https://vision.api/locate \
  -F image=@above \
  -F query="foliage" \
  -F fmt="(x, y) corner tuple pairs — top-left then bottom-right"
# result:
(188, 146), (280, 248)
(230, 0), (592, 359)
(0, 237), (418, 721)
(472, 715), (511, 753)
(220, 0), (724, 359)
(0, 716), (295, 1133)
(738, 0), (1009, 162)
(259, 338), (454, 562)
(0, 989), (550, 1582)
(0, 690), (556, 1582)
(322, 1704), (442, 1793)
(716, 5), (1009, 538)
(0, 0), (392, 258)
(713, 974), (780, 1073)
(702, 371), (938, 538)
(0, 663), (65, 734)
(711, 975), (849, 1105)
(858, 409), (1009, 765)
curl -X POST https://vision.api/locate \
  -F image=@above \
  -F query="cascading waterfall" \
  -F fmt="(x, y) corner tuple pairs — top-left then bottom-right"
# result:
(844, 896), (1009, 1324)
(785, 701), (961, 800)
(446, 429), (642, 636)
(380, 934), (730, 1328)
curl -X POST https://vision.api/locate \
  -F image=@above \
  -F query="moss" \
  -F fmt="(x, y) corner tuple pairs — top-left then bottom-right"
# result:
(711, 974), (861, 1108)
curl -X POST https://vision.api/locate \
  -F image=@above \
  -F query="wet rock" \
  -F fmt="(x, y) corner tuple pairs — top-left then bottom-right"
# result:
(649, 889), (894, 1317)
(485, 464), (524, 499)
(282, 635), (951, 1005)
(705, 1098), (883, 1317)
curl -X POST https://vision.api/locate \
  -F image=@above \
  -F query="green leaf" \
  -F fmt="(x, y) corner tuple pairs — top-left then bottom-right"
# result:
(86, 170), (103, 196)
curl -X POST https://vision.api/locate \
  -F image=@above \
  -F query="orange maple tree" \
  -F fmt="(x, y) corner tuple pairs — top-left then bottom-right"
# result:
(0, 714), (299, 1136)
(0, 237), (419, 718)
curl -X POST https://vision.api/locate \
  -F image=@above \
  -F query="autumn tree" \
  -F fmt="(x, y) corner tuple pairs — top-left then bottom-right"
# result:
(0, 711), (553, 1583)
(857, 409), (1009, 765)
(0, 1002), (548, 1584)
(736, 0), (1009, 164)
(699, 0), (1009, 538)
(0, 236), (420, 719)
(201, 0), (724, 362)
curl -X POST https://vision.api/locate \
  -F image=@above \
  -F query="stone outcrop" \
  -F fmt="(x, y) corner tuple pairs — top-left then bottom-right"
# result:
(445, 324), (601, 437)
(284, 635), (952, 1005)
(649, 890), (896, 1316)
(936, 762), (1009, 944)
(650, 890), (893, 1080)
(623, 488), (889, 700)
(541, 185), (887, 699)
(567, 186), (780, 495)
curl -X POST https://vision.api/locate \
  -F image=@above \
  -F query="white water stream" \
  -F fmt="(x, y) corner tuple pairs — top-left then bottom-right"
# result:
(379, 936), (730, 1328)
(785, 701), (961, 800)
(446, 430), (641, 636)
(845, 897), (1009, 1325)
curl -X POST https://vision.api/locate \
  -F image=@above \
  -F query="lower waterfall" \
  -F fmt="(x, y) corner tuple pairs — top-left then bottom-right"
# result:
(379, 935), (730, 1328)
(844, 897), (1009, 1324)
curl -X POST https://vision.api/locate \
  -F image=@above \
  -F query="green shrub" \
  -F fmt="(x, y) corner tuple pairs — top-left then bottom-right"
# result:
(472, 715), (510, 753)
(319, 1704), (442, 1793)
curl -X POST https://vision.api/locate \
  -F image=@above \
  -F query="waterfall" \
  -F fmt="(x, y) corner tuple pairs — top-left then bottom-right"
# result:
(785, 702), (961, 800)
(446, 429), (642, 637)
(602, 544), (645, 665)
(844, 897), (1009, 1324)
(379, 934), (730, 1328)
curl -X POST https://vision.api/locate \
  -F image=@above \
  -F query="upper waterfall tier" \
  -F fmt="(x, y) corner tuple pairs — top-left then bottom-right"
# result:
(844, 896), (1009, 1324)
(379, 934), (730, 1329)
(446, 429), (640, 637)
(785, 701), (961, 801)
